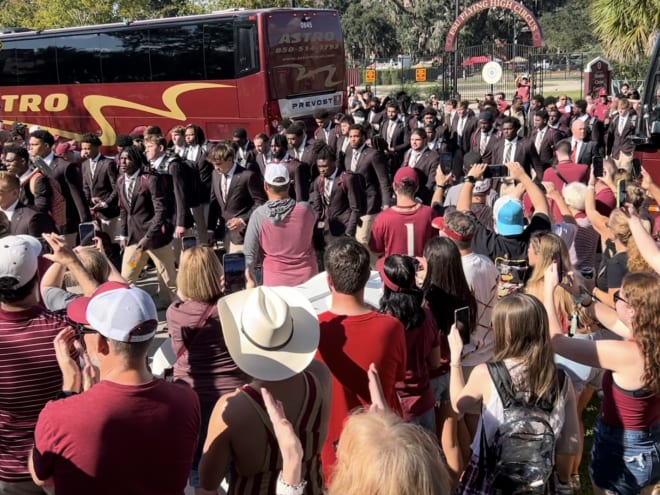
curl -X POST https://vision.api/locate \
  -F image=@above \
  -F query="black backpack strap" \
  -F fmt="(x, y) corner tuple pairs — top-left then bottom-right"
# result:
(552, 162), (570, 185)
(487, 361), (516, 409)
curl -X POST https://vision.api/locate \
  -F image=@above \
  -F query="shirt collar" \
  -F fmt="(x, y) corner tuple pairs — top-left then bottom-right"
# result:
(150, 154), (167, 172)
(43, 152), (55, 166)
(125, 169), (140, 181)
(1, 198), (20, 213)
(225, 163), (238, 177)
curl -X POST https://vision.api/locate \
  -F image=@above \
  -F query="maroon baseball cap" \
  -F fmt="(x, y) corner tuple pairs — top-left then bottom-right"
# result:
(393, 167), (419, 187)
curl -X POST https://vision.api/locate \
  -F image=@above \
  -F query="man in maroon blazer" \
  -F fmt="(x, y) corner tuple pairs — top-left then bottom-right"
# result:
(80, 133), (120, 240)
(117, 146), (176, 307)
(207, 142), (267, 253)
(492, 117), (542, 178)
(29, 130), (90, 247)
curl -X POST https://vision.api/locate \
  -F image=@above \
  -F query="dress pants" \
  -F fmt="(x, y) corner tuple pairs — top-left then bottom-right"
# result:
(121, 242), (177, 304)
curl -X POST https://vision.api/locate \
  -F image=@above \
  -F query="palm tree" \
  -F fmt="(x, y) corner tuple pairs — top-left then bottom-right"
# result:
(591, 0), (659, 62)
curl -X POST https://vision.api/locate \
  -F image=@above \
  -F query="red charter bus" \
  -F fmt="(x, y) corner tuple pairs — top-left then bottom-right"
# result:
(634, 36), (660, 184)
(0, 8), (346, 145)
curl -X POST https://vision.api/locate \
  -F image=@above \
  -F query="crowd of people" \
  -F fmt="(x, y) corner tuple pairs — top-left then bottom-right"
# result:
(0, 82), (658, 495)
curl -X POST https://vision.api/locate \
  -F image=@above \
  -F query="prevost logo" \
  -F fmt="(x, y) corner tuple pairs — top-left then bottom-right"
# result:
(279, 91), (343, 118)
(291, 95), (335, 110)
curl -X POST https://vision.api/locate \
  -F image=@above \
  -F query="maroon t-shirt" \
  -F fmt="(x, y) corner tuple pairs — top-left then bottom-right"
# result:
(33, 379), (200, 494)
(316, 310), (406, 483)
(542, 161), (589, 192)
(369, 204), (437, 258)
(396, 308), (440, 420)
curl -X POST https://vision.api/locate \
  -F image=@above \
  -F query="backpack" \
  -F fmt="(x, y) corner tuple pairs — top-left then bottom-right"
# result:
(481, 361), (566, 493)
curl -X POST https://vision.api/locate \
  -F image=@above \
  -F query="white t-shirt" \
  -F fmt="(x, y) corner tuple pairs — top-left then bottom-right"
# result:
(461, 252), (498, 366)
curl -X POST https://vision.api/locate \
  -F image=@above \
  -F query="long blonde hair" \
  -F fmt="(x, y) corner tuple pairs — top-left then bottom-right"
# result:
(608, 209), (653, 273)
(176, 246), (224, 303)
(525, 232), (575, 320)
(329, 410), (451, 495)
(492, 294), (559, 404)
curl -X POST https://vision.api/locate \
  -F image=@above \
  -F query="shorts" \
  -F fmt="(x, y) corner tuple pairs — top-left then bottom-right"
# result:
(554, 332), (604, 395)
(590, 419), (660, 494)
(430, 373), (450, 406)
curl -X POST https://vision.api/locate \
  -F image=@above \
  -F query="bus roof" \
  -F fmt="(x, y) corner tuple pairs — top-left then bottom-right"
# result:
(0, 8), (338, 39)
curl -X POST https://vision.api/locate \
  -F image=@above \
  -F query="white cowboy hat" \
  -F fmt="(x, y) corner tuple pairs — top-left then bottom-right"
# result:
(217, 286), (320, 381)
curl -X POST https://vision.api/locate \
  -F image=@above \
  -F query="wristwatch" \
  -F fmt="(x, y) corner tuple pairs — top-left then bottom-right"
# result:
(463, 176), (477, 184)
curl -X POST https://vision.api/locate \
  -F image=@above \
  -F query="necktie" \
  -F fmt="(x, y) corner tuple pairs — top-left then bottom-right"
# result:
(618, 116), (625, 134)
(222, 174), (230, 201)
(90, 159), (97, 177)
(535, 130), (544, 154)
(387, 122), (395, 147)
(480, 133), (488, 155)
(457, 117), (466, 136)
(323, 177), (331, 203)
(409, 151), (419, 168)
(350, 151), (360, 172)
(504, 141), (512, 163)
(126, 177), (135, 204)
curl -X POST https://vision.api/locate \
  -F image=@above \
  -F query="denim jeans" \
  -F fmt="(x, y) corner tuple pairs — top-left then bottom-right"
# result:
(590, 419), (660, 494)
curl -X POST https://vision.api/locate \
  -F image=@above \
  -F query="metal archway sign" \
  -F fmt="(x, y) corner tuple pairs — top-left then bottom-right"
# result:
(445, 0), (544, 52)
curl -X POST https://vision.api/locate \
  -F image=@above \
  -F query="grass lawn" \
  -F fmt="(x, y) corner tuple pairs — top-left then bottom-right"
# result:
(575, 395), (601, 495)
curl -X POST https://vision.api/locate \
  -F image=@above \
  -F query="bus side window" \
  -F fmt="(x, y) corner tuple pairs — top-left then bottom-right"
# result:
(148, 24), (204, 82)
(10, 41), (57, 86)
(203, 20), (234, 80)
(236, 23), (259, 76)
(55, 34), (102, 84)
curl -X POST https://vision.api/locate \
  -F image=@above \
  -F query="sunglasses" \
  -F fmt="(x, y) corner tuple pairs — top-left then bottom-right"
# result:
(613, 290), (628, 305)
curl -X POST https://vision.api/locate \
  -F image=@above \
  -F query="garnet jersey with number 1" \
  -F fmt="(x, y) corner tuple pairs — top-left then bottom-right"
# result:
(369, 205), (438, 258)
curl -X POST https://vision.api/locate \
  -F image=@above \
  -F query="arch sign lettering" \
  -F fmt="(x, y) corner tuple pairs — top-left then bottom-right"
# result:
(445, 0), (543, 52)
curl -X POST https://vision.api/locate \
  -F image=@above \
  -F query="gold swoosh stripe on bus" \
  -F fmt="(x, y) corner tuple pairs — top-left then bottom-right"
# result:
(272, 64), (343, 88)
(84, 82), (233, 145)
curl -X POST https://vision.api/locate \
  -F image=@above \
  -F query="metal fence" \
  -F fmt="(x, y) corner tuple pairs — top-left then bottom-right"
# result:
(345, 46), (631, 104)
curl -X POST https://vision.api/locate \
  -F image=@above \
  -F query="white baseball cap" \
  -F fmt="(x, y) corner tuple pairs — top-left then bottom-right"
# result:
(0, 235), (42, 289)
(264, 164), (290, 186)
(67, 282), (158, 342)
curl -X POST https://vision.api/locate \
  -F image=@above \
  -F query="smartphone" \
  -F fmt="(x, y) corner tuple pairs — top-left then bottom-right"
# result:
(439, 152), (453, 175)
(553, 253), (564, 283)
(223, 253), (246, 295)
(182, 236), (197, 251)
(592, 156), (604, 178)
(39, 237), (53, 255)
(454, 306), (471, 345)
(616, 179), (627, 208)
(486, 164), (509, 178)
(78, 222), (96, 247)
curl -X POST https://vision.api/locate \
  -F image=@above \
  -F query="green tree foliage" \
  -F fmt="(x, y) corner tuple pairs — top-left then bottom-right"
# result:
(342, 2), (400, 62)
(591, 0), (659, 62)
(539, 0), (598, 53)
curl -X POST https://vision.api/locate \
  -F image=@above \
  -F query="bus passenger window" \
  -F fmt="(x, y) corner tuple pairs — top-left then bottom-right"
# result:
(236, 24), (259, 76)
(203, 20), (234, 80)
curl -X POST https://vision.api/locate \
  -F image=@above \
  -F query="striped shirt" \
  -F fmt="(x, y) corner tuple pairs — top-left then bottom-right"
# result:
(0, 306), (66, 481)
(230, 372), (325, 494)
